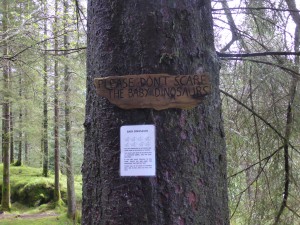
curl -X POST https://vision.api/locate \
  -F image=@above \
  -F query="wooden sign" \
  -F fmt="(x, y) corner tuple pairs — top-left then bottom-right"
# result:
(94, 73), (211, 110)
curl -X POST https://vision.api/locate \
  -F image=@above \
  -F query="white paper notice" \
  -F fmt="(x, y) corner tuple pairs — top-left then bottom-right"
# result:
(120, 125), (156, 176)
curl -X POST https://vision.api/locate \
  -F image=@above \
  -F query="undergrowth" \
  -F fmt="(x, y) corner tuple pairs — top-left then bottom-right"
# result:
(0, 164), (82, 224)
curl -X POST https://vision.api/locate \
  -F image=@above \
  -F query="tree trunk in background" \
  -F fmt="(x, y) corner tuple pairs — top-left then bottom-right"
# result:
(16, 112), (22, 166)
(9, 63), (14, 164)
(53, 0), (61, 203)
(15, 75), (23, 166)
(10, 109), (14, 164)
(24, 107), (29, 164)
(64, 0), (76, 219)
(25, 133), (29, 164)
(82, 0), (229, 224)
(274, 1), (300, 224)
(42, 0), (49, 177)
(1, 0), (11, 211)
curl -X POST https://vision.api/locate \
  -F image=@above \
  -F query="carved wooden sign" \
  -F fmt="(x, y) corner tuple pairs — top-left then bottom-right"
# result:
(94, 73), (211, 110)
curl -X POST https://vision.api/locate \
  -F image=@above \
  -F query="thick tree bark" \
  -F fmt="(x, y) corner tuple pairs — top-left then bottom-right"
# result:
(82, 1), (229, 224)
(53, 0), (61, 202)
(42, 0), (49, 177)
(64, 0), (76, 219)
(1, 0), (11, 211)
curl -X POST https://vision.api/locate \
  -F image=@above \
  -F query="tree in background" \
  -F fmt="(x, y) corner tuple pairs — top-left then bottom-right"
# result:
(0, 0), (299, 223)
(82, 0), (229, 224)
(64, 0), (76, 219)
(15, 74), (23, 166)
(42, 0), (49, 177)
(1, 0), (11, 211)
(0, 0), (86, 212)
(213, 0), (300, 224)
(53, 0), (61, 203)
(9, 107), (14, 164)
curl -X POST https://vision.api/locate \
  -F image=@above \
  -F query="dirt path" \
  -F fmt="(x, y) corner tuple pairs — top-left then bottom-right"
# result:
(0, 211), (59, 220)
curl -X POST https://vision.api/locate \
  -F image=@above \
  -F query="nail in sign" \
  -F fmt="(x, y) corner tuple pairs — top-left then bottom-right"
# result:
(94, 73), (211, 110)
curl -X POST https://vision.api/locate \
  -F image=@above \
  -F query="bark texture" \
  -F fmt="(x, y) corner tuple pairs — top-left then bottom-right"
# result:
(9, 109), (14, 164)
(42, 0), (49, 177)
(1, 0), (11, 211)
(53, 0), (61, 202)
(64, 0), (76, 219)
(15, 75), (23, 166)
(82, 0), (229, 224)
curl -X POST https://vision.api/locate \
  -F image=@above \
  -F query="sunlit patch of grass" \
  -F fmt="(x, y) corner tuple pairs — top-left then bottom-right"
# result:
(0, 213), (77, 225)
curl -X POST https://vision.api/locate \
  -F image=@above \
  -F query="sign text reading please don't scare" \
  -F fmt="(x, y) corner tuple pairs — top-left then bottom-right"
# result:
(94, 73), (211, 110)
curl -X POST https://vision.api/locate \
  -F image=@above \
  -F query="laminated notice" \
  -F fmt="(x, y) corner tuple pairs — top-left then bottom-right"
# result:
(120, 125), (156, 176)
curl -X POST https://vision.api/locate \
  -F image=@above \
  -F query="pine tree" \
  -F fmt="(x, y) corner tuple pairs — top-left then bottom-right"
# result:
(82, 1), (229, 224)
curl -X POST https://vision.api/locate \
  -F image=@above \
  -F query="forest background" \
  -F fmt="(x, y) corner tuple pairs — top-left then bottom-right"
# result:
(0, 0), (300, 224)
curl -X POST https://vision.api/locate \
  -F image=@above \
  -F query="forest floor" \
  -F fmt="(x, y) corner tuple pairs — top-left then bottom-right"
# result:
(0, 164), (82, 224)
(0, 212), (76, 225)
(0, 205), (79, 225)
(0, 211), (58, 219)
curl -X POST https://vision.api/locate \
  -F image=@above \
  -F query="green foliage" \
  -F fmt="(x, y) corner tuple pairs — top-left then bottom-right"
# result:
(0, 165), (82, 224)
(0, 164), (82, 207)
(214, 0), (300, 224)
(0, 0), (86, 173)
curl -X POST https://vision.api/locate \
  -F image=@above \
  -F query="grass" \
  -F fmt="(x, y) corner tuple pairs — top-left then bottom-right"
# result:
(0, 164), (82, 224)
(0, 164), (82, 206)
(0, 214), (75, 225)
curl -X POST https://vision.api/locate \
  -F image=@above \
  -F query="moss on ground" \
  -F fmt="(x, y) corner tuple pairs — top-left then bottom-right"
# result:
(0, 164), (82, 209)
(0, 164), (82, 224)
(0, 213), (77, 225)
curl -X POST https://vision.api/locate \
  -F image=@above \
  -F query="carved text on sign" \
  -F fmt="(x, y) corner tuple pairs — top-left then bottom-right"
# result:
(94, 73), (211, 110)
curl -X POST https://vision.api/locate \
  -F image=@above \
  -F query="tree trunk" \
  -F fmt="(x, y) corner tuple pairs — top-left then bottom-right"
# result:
(53, 0), (61, 203)
(16, 115), (22, 166)
(25, 132), (29, 165)
(10, 109), (14, 164)
(274, 1), (299, 223)
(9, 63), (14, 164)
(24, 106), (29, 164)
(82, 1), (229, 224)
(64, 0), (76, 219)
(1, 0), (11, 211)
(15, 75), (23, 166)
(42, 0), (49, 177)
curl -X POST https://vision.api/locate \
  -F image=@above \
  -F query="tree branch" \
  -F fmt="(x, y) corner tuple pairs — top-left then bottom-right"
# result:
(230, 155), (271, 219)
(217, 51), (300, 58)
(285, 0), (300, 25)
(286, 205), (300, 218)
(74, 0), (87, 34)
(219, 0), (242, 52)
(228, 145), (284, 179)
(220, 57), (300, 78)
(43, 47), (86, 52)
(2, 32), (71, 61)
(274, 1), (299, 222)
(212, 7), (300, 13)
(220, 89), (299, 155)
